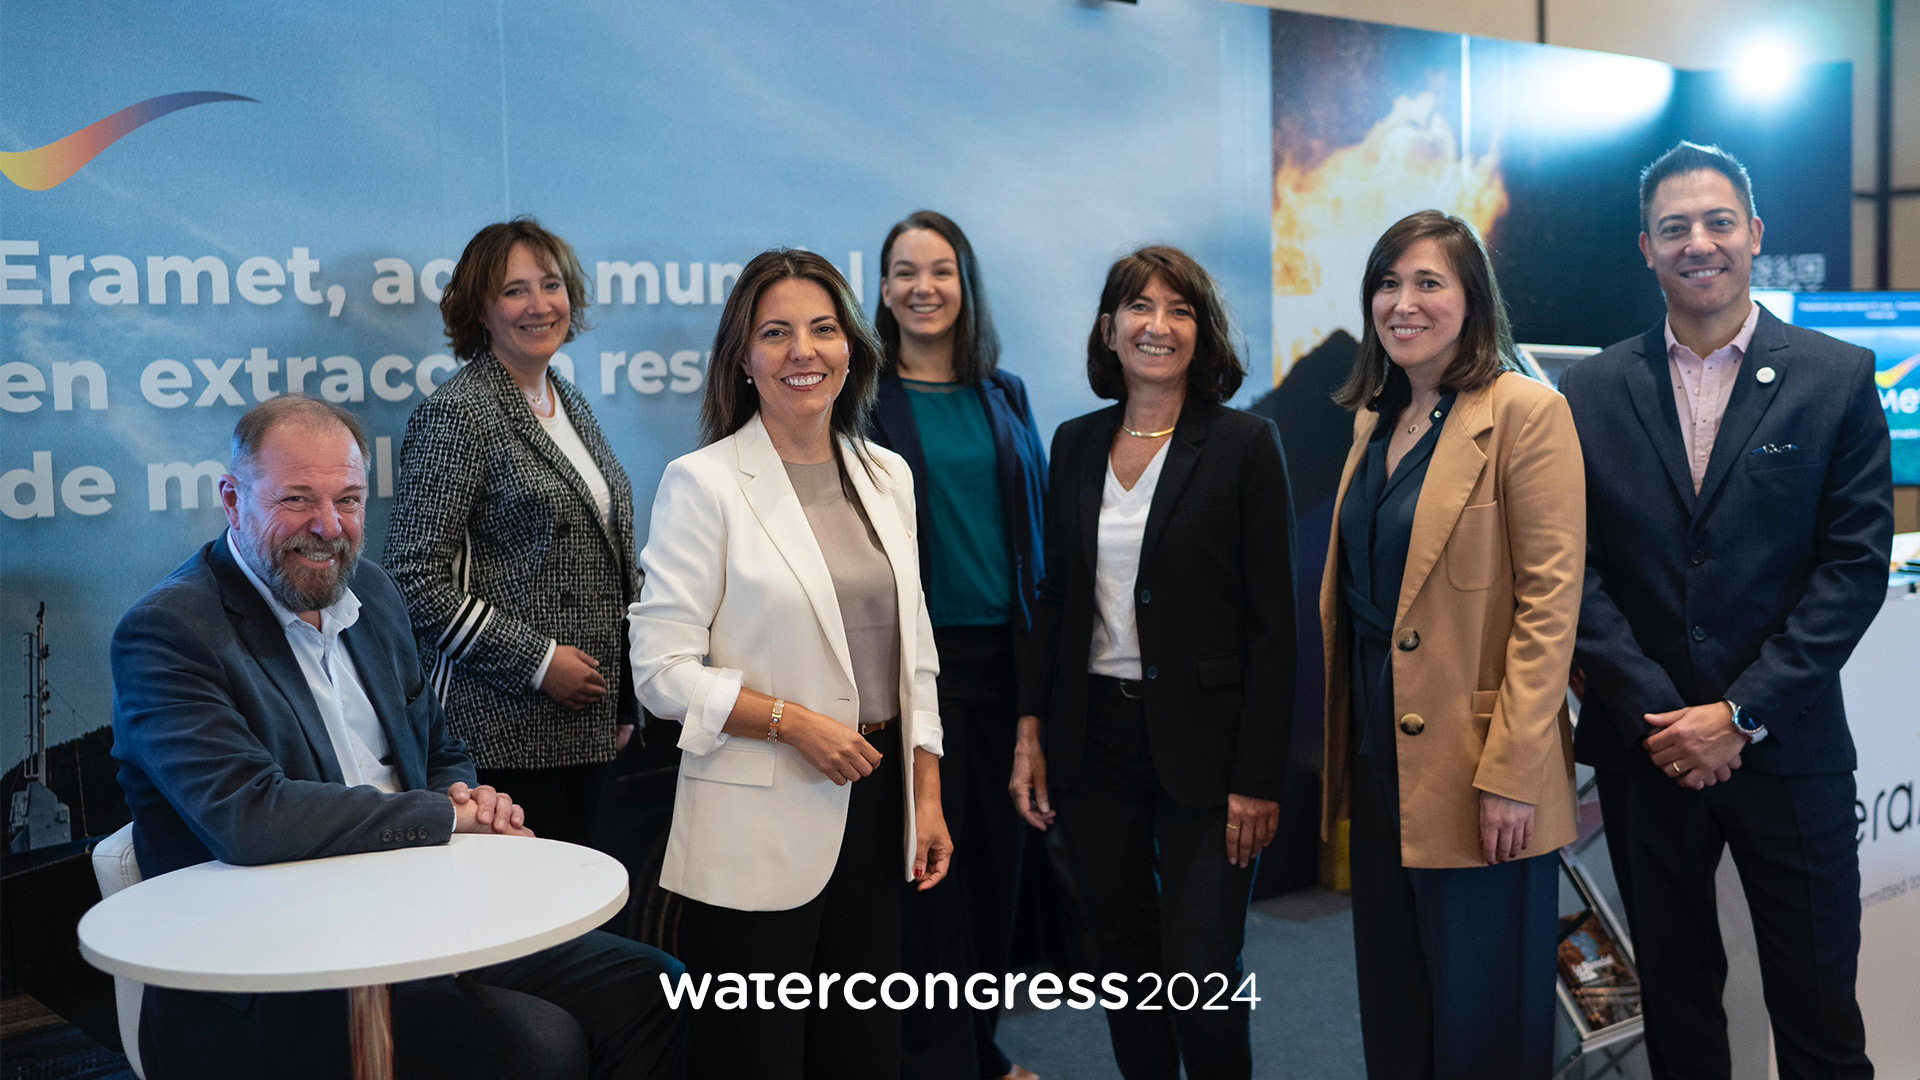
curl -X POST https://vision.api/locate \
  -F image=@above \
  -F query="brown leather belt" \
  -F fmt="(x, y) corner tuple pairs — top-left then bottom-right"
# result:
(859, 719), (894, 735)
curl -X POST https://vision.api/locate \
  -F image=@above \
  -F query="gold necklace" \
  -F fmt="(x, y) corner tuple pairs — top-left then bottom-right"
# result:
(1122, 423), (1176, 438)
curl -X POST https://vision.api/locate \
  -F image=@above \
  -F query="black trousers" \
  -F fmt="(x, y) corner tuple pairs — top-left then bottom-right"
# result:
(1052, 676), (1257, 1080)
(675, 722), (906, 1080)
(476, 761), (609, 850)
(140, 930), (686, 1080)
(904, 625), (1026, 1080)
(1347, 752), (1558, 1080)
(1595, 764), (1869, 1080)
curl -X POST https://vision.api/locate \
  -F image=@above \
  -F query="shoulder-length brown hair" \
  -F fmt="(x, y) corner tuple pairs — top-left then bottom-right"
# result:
(699, 249), (884, 450)
(874, 210), (1001, 386)
(1334, 210), (1519, 411)
(440, 217), (594, 361)
(1086, 245), (1245, 404)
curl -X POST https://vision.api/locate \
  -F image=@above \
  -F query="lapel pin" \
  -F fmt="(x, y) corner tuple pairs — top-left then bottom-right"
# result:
(1756, 366), (1777, 384)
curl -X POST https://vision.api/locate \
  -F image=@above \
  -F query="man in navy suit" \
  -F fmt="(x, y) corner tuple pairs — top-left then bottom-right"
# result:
(111, 395), (684, 1080)
(1562, 142), (1892, 1079)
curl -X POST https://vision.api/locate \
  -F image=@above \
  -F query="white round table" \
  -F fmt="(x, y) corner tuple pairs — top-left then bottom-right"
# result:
(78, 833), (629, 1079)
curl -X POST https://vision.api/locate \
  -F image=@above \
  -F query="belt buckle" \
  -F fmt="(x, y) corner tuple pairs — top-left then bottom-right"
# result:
(1117, 679), (1145, 700)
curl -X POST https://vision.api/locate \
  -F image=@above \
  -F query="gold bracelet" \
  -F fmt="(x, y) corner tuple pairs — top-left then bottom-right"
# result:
(768, 698), (786, 742)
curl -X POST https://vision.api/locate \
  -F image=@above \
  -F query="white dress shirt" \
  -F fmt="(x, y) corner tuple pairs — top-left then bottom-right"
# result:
(227, 532), (399, 793)
(1089, 442), (1169, 679)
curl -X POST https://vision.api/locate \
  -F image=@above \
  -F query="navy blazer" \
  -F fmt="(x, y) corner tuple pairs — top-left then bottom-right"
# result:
(111, 534), (477, 879)
(1016, 399), (1298, 806)
(870, 368), (1048, 632)
(1562, 308), (1893, 775)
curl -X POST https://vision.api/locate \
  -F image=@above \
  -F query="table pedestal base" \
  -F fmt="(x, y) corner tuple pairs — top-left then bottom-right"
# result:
(349, 983), (393, 1080)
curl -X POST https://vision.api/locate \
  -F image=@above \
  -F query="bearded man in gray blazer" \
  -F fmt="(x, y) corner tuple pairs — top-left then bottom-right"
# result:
(111, 396), (685, 1080)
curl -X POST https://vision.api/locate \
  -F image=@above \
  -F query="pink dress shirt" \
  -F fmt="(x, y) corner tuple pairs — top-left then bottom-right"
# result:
(1665, 303), (1761, 493)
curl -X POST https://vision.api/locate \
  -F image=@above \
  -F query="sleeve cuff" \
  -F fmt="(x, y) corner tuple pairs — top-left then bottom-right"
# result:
(912, 709), (944, 757)
(529, 640), (558, 691)
(677, 667), (743, 757)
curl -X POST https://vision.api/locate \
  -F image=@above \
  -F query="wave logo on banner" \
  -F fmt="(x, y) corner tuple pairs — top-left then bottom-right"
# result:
(0, 91), (256, 191)
(1875, 355), (1920, 389)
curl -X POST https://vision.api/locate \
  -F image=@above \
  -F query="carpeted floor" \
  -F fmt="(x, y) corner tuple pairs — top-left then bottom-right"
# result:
(997, 888), (1367, 1080)
(0, 995), (135, 1080)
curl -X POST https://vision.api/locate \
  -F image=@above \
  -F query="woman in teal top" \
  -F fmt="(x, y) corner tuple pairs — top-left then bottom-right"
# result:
(869, 210), (1048, 1080)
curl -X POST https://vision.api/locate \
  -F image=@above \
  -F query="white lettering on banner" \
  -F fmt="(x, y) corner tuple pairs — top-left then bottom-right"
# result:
(8, 242), (862, 316)
(419, 259), (455, 304)
(237, 256), (286, 304)
(1881, 387), (1919, 414)
(593, 254), (860, 306)
(90, 256), (138, 305)
(6, 246), (336, 310)
(49, 255), (84, 304)
(2, 361), (111, 412)
(147, 461), (225, 512)
(147, 255), (232, 305)
(0, 241), (43, 304)
(596, 351), (707, 396)
(134, 351), (468, 407)
(2, 452), (116, 519)
(0, 363), (46, 412)
(371, 259), (414, 305)
(665, 262), (703, 305)
(597, 261), (660, 305)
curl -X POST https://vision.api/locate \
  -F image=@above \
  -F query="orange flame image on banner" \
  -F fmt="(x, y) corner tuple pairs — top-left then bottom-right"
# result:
(1271, 92), (1508, 380)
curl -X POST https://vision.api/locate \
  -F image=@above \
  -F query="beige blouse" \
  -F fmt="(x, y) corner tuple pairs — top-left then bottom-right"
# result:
(783, 459), (902, 725)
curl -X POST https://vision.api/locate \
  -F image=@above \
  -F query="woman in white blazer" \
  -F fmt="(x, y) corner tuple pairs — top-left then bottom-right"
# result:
(629, 248), (952, 1080)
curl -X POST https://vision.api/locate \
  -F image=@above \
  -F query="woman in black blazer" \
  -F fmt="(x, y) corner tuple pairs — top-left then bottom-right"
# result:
(867, 211), (1046, 1080)
(1011, 245), (1296, 1080)
(386, 217), (638, 849)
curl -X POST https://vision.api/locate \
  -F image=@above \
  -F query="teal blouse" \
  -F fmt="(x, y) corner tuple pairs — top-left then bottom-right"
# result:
(900, 378), (1012, 627)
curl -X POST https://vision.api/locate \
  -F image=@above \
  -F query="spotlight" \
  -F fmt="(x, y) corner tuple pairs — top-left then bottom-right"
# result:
(1729, 36), (1801, 102)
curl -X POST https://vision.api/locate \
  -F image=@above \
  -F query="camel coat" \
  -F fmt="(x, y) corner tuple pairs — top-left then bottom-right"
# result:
(1320, 371), (1584, 868)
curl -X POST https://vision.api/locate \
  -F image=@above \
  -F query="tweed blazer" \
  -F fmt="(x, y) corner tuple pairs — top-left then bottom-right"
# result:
(1320, 372), (1584, 868)
(385, 354), (639, 769)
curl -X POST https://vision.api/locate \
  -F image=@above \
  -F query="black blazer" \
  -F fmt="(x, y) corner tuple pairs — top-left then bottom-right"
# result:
(110, 536), (477, 880)
(1562, 308), (1893, 775)
(1017, 399), (1298, 806)
(870, 368), (1049, 632)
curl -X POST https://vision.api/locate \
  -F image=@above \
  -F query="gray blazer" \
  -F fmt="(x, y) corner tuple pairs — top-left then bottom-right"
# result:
(385, 354), (640, 769)
(111, 535), (476, 880)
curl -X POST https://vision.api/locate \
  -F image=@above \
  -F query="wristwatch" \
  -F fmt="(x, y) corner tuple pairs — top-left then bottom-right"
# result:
(1726, 699), (1767, 744)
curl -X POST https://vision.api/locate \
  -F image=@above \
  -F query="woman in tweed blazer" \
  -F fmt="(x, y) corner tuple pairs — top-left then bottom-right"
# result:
(385, 218), (639, 849)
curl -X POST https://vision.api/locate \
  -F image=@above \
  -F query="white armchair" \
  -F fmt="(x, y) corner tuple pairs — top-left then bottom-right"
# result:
(89, 822), (145, 1079)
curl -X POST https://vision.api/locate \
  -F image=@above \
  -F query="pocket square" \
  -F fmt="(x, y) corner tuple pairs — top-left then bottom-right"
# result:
(1751, 443), (1799, 455)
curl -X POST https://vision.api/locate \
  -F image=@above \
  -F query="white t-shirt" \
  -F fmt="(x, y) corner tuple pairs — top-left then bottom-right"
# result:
(538, 393), (613, 528)
(1088, 442), (1170, 679)
(530, 392), (613, 689)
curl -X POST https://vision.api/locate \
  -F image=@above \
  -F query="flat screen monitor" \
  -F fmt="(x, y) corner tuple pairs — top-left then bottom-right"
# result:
(1753, 290), (1920, 487)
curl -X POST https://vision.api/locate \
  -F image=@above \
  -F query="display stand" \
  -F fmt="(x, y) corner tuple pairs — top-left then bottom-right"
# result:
(1552, 690), (1646, 1080)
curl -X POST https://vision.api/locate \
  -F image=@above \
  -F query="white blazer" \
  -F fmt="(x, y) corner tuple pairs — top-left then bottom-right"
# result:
(628, 413), (942, 911)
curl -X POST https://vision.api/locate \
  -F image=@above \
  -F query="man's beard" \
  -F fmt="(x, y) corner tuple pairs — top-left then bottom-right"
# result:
(235, 526), (360, 613)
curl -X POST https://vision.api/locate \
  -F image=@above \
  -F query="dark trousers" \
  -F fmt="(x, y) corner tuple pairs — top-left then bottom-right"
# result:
(675, 722), (905, 1080)
(140, 930), (686, 1080)
(1595, 764), (1869, 1079)
(904, 625), (1026, 1080)
(1053, 676), (1256, 1080)
(1347, 752), (1558, 1080)
(476, 761), (609, 850)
